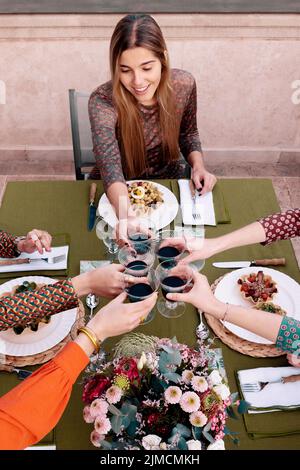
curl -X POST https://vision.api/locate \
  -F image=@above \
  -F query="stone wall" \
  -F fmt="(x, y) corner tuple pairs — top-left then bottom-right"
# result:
(0, 13), (299, 166)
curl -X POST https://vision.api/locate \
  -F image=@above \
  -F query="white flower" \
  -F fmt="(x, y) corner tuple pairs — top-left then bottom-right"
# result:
(189, 411), (208, 427)
(137, 352), (147, 371)
(208, 370), (222, 386)
(164, 386), (182, 404)
(213, 384), (231, 400)
(180, 392), (200, 413)
(182, 370), (194, 384)
(207, 439), (225, 450)
(191, 376), (209, 393)
(142, 434), (162, 450)
(186, 439), (202, 450)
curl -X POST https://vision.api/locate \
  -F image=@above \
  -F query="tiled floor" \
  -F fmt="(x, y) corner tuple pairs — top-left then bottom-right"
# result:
(0, 162), (299, 266)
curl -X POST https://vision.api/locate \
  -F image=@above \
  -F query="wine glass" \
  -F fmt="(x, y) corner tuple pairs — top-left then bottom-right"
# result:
(179, 227), (206, 272)
(155, 229), (186, 266)
(155, 260), (194, 318)
(127, 219), (157, 255)
(95, 218), (119, 259)
(118, 245), (155, 276)
(125, 267), (159, 325)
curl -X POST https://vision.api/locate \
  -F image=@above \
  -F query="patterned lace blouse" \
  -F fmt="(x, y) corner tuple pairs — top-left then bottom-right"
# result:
(258, 208), (300, 245)
(258, 209), (300, 353)
(88, 69), (202, 189)
(0, 230), (78, 330)
(275, 316), (300, 354)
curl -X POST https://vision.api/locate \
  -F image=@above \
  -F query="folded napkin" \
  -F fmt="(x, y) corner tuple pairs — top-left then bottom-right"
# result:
(80, 260), (111, 274)
(0, 245), (69, 274)
(177, 180), (230, 226)
(238, 366), (300, 413)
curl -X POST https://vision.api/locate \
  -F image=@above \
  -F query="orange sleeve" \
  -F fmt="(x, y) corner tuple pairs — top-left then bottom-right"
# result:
(0, 342), (89, 450)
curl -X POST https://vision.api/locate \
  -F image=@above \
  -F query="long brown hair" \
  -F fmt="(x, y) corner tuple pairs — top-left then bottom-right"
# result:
(110, 14), (179, 179)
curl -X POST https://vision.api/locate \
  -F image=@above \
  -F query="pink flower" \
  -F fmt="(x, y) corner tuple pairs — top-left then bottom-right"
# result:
(106, 385), (123, 404)
(164, 386), (182, 404)
(90, 430), (105, 448)
(90, 398), (109, 418)
(180, 392), (200, 413)
(94, 415), (111, 435)
(191, 376), (208, 393)
(189, 410), (208, 427)
(83, 405), (94, 423)
(182, 370), (194, 384)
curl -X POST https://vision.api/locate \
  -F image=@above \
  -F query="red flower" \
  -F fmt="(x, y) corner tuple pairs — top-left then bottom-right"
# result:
(114, 358), (140, 382)
(82, 375), (111, 404)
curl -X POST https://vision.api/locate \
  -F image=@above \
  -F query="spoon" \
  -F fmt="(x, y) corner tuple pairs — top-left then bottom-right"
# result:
(86, 293), (99, 320)
(196, 310), (209, 340)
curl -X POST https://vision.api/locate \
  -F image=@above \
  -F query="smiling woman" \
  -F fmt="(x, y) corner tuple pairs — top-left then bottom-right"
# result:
(88, 14), (217, 243)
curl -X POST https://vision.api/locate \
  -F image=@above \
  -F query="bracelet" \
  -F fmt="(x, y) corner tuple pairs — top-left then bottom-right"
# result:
(221, 302), (230, 322)
(77, 327), (101, 353)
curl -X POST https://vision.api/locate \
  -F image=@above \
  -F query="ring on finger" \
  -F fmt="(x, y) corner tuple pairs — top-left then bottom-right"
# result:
(124, 274), (132, 284)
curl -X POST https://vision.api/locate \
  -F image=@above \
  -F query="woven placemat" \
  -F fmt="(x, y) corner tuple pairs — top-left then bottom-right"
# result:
(204, 276), (285, 358)
(1, 300), (85, 367)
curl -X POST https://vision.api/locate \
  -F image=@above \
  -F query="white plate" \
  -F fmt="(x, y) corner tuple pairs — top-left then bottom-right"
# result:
(214, 267), (300, 344)
(97, 180), (179, 230)
(0, 276), (77, 356)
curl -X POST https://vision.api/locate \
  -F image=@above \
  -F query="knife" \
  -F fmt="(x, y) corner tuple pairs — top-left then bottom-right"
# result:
(0, 364), (32, 380)
(213, 258), (286, 269)
(88, 183), (97, 231)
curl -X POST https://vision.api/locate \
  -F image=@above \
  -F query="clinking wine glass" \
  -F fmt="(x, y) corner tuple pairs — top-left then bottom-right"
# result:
(155, 260), (194, 318)
(127, 219), (157, 255)
(125, 267), (159, 325)
(95, 219), (119, 259)
(118, 245), (155, 276)
(155, 229), (186, 267)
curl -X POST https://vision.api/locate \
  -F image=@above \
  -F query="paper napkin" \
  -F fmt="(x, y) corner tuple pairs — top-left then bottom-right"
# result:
(237, 366), (300, 413)
(178, 179), (216, 226)
(0, 246), (69, 273)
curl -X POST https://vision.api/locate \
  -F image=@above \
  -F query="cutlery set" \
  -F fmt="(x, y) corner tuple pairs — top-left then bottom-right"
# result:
(241, 373), (300, 393)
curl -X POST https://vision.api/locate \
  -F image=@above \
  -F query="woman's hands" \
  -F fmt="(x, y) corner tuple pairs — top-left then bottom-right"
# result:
(191, 165), (217, 196)
(17, 229), (52, 254)
(72, 264), (138, 299)
(166, 271), (224, 318)
(87, 291), (158, 342)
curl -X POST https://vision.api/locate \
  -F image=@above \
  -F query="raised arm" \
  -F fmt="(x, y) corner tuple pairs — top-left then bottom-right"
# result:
(181, 209), (299, 265)
(0, 290), (157, 449)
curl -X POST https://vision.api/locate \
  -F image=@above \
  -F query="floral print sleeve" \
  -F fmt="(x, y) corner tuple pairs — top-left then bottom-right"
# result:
(178, 73), (202, 160)
(276, 316), (300, 353)
(0, 230), (19, 258)
(88, 82), (126, 190)
(0, 279), (79, 331)
(258, 208), (300, 245)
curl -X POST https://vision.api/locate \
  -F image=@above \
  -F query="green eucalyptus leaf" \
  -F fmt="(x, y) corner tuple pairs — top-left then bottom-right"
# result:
(100, 439), (112, 450)
(238, 400), (252, 414)
(108, 404), (121, 416)
(178, 438), (188, 450)
(111, 415), (122, 434)
(163, 372), (182, 383)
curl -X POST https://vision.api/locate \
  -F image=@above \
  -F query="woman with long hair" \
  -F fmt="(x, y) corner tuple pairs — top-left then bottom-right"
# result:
(89, 14), (216, 241)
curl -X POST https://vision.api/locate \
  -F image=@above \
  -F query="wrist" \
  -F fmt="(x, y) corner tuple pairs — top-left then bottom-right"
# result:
(207, 299), (228, 320)
(15, 236), (26, 253)
(71, 272), (92, 297)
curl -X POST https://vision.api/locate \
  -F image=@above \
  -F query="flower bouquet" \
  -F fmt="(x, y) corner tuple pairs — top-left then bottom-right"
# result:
(82, 333), (242, 450)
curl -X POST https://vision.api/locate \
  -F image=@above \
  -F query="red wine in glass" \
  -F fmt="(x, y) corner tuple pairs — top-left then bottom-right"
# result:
(161, 276), (186, 300)
(127, 283), (154, 303)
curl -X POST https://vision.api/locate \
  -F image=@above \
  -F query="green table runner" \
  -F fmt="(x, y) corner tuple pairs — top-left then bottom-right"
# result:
(0, 179), (299, 449)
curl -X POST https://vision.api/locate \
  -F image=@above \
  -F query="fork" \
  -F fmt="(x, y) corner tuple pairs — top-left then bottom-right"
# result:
(189, 180), (202, 220)
(242, 373), (300, 392)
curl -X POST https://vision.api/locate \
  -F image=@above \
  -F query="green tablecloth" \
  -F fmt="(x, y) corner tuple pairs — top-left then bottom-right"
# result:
(0, 179), (299, 450)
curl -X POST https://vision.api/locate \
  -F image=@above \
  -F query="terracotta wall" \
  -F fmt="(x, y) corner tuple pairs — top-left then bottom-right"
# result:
(0, 14), (300, 165)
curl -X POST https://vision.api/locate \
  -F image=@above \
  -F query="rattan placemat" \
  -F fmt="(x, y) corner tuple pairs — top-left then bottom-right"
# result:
(204, 276), (285, 358)
(1, 300), (85, 367)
